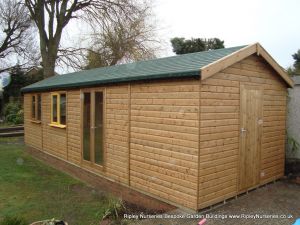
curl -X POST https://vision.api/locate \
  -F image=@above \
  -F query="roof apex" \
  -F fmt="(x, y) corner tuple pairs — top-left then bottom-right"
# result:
(201, 42), (293, 87)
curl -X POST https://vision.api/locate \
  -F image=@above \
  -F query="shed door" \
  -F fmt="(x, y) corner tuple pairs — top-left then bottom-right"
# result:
(239, 85), (263, 192)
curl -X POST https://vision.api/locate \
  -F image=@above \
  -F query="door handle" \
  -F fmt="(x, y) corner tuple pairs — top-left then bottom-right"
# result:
(241, 128), (247, 133)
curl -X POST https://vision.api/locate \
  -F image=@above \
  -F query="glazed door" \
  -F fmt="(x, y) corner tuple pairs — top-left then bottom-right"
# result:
(239, 85), (263, 191)
(82, 91), (104, 166)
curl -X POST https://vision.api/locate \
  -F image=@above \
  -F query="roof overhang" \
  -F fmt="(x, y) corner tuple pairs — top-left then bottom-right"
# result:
(200, 43), (294, 88)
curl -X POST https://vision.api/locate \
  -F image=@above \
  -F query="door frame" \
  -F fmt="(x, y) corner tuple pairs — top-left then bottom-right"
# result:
(237, 84), (263, 193)
(80, 87), (106, 171)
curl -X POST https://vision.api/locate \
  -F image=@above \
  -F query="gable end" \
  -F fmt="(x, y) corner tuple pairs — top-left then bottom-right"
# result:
(200, 43), (293, 87)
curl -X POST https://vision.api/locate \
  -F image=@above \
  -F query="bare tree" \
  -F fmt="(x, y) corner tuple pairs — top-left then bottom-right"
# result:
(84, 6), (160, 69)
(0, 0), (38, 73)
(24, 0), (150, 78)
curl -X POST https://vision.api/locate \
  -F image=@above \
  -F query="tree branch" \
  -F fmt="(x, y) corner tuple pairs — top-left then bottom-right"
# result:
(1, 0), (39, 72)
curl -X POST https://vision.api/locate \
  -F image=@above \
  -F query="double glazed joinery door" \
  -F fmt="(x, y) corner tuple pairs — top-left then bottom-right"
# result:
(82, 90), (104, 166)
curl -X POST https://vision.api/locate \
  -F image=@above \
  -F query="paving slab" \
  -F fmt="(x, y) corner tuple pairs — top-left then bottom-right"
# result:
(128, 180), (300, 225)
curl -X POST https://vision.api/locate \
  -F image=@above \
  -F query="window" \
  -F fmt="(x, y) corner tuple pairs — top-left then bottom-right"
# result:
(31, 94), (41, 121)
(94, 92), (104, 165)
(52, 94), (58, 123)
(51, 92), (67, 128)
(37, 94), (41, 121)
(31, 95), (36, 119)
(83, 93), (91, 161)
(60, 94), (66, 125)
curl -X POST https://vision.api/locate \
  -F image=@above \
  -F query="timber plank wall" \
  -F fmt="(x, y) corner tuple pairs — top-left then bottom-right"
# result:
(130, 79), (200, 209)
(24, 54), (287, 211)
(198, 55), (287, 209)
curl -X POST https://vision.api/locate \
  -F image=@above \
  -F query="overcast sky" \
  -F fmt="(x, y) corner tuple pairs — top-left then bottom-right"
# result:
(153, 0), (300, 68)
(60, 0), (299, 74)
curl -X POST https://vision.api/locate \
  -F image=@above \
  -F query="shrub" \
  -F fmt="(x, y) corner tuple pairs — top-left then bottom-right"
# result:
(102, 196), (125, 221)
(3, 102), (24, 125)
(287, 136), (300, 153)
(0, 215), (28, 225)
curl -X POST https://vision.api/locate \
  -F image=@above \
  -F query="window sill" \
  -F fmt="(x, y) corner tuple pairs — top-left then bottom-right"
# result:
(82, 160), (105, 171)
(48, 123), (66, 129)
(30, 120), (41, 124)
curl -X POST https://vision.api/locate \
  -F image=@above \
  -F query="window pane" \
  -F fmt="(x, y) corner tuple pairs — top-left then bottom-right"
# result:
(32, 95), (36, 119)
(37, 94), (41, 121)
(94, 92), (104, 165)
(52, 95), (58, 122)
(60, 94), (66, 125)
(83, 93), (91, 161)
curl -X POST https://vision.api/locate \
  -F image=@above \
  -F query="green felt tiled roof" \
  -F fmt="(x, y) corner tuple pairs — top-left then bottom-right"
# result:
(22, 45), (246, 93)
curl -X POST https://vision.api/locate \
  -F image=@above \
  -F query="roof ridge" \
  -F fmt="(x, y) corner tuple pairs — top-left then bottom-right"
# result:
(124, 45), (248, 64)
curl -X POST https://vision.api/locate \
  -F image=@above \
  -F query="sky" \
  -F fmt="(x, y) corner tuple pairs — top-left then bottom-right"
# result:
(1, 0), (298, 78)
(152, 0), (300, 68)
(57, 0), (300, 74)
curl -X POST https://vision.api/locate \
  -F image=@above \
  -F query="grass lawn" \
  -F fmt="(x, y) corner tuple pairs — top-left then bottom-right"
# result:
(0, 138), (114, 225)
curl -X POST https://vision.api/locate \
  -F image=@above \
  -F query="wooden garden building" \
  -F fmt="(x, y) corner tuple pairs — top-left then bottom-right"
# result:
(22, 43), (293, 211)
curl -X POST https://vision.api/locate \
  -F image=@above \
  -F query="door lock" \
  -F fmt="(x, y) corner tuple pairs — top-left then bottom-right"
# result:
(241, 128), (247, 133)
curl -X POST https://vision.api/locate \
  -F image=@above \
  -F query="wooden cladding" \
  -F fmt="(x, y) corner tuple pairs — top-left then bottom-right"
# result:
(130, 80), (200, 209)
(24, 54), (287, 211)
(198, 54), (287, 209)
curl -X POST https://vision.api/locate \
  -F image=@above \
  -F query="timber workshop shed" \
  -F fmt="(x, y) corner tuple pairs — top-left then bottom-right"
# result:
(22, 43), (293, 210)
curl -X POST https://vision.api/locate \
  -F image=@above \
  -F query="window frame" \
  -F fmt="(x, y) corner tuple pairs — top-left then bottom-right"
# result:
(31, 93), (42, 123)
(37, 94), (42, 121)
(80, 88), (106, 170)
(50, 92), (67, 128)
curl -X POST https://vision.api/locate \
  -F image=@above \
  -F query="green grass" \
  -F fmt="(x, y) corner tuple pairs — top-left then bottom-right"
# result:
(0, 138), (113, 225)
